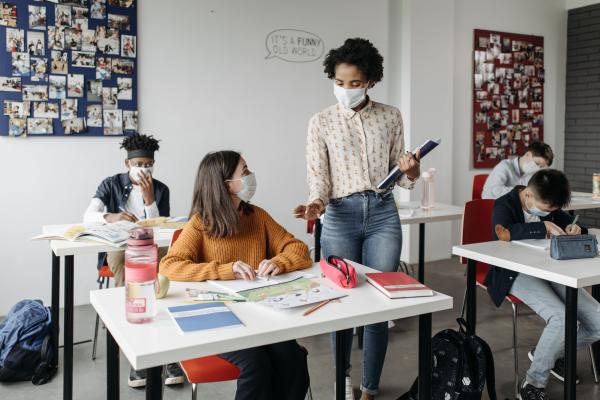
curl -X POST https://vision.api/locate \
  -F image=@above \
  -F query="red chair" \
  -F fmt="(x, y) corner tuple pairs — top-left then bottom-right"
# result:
(471, 174), (488, 200)
(92, 265), (115, 360)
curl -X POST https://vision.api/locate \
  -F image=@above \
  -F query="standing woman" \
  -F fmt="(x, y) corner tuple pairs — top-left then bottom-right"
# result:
(294, 38), (420, 400)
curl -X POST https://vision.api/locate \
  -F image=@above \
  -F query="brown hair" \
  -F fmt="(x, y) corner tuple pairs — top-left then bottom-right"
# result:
(190, 151), (253, 238)
(525, 141), (554, 166)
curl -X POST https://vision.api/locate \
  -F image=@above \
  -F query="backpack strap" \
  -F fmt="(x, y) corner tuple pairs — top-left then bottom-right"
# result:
(437, 330), (467, 394)
(479, 336), (498, 400)
(32, 332), (56, 385)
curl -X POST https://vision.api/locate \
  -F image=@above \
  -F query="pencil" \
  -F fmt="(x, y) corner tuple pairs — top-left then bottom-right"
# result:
(303, 299), (332, 316)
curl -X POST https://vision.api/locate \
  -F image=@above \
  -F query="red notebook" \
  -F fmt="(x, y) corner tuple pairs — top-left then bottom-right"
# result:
(365, 272), (434, 299)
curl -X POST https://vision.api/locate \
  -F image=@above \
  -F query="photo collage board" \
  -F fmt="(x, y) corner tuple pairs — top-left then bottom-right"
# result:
(0, 0), (137, 137)
(472, 29), (544, 168)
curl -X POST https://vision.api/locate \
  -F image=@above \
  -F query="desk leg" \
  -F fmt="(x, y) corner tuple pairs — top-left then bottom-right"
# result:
(565, 287), (578, 400)
(146, 366), (164, 400)
(51, 252), (60, 367)
(418, 313), (432, 400)
(107, 329), (119, 400)
(335, 331), (346, 400)
(465, 259), (477, 335)
(418, 223), (425, 283)
(63, 255), (74, 400)
(314, 219), (322, 263)
(593, 285), (600, 377)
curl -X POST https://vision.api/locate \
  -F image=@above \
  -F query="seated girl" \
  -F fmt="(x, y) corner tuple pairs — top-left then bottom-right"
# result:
(160, 150), (312, 400)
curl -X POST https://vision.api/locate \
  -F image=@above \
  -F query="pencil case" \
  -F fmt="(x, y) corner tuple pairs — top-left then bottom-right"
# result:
(320, 256), (357, 289)
(550, 234), (598, 260)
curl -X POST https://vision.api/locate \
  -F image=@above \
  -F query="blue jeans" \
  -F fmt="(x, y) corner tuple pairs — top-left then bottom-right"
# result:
(510, 273), (600, 388)
(321, 191), (402, 395)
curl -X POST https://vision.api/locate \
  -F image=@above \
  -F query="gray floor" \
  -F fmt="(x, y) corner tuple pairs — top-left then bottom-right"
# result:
(3, 257), (600, 399)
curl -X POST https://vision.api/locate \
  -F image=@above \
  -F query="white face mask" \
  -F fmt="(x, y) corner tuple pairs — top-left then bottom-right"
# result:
(229, 172), (257, 203)
(130, 166), (153, 183)
(333, 83), (367, 109)
(521, 160), (540, 175)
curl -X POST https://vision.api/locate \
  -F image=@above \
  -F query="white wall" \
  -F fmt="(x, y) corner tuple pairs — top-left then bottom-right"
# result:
(0, 0), (392, 315)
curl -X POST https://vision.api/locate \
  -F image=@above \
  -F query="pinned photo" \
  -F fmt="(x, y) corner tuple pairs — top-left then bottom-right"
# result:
(112, 58), (134, 75)
(87, 104), (102, 127)
(474, 74), (483, 90)
(532, 101), (542, 112)
(532, 127), (540, 141)
(108, 13), (130, 30)
(51, 51), (68, 74)
(28, 5), (46, 30)
(8, 118), (27, 136)
(478, 37), (489, 49)
(102, 87), (118, 109)
(512, 109), (519, 123)
(501, 37), (511, 53)
(71, 6), (89, 30)
(31, 57), (48, 81)
(50, 75), (67, 100)
(533, 114), (544, 126)
(65, 28), (82, 50)
(96, 57), (111, 79)
(0, 76), (22, 92)
(103, 109), (122, 135)
(489, 33), (500, 45)
(55, 5), (71, 27)
(117, 77), (132, 100)
(33, 101), (59, 118)
(87, 79), (102, 102)
(48, 26), (65, 50)
(3, 100), (30, 118)
(108, 0), (134, 7)
(61, 98), (78, 120)
(121, 35), (136, 58)
(63, 117), (87, 134)
(474, 50), (486, 65)
(91, 0), (106, 19)
(6, 28), (24, 52)
(499, 53), (512, 65)
(27, 31), (45, 56)
(123, 110), (137, 131)
(72, 51), (95, 68)
(81, 29), (97, 52)
(12, 52), (30, 76)
(97, 27), (119, 54)
(524, 65), (536, 77)
(1, 2), (18, 27)
(27, 117), (53, 134)
(67, 73), (84, 97)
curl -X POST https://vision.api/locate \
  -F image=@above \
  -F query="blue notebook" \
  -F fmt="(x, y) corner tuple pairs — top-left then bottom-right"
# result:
(167, 302), (244, 334)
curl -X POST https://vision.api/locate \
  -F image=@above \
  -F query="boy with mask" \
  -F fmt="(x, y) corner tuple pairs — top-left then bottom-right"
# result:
(482, 141), (553, 199)
(485, 169), (600, 400)
(83, 134), (183, 388)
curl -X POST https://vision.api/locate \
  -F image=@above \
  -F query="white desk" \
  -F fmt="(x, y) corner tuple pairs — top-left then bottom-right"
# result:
(566, 192), (600, 212)
(41, 224), (174, 400)
(453, 241), (600, 400)
(91, 262), (453, 400)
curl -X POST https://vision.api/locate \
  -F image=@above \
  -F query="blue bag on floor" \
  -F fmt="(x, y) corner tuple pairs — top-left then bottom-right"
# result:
(0, 299), (56, 384)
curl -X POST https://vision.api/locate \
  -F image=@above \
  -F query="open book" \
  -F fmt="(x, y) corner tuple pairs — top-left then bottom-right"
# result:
(33, 221), (138, 247)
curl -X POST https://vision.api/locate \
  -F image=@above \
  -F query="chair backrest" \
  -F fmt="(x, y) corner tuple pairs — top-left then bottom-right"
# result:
(471, 174), (489, 200)
(170, 228), (183, 248)
(460, 199), (495, 281)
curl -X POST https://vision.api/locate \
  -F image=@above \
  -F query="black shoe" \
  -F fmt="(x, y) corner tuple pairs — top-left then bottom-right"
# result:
(128, 368), (146, 388)
(164, 363), (184, 385)
(519, 382), (548, 400)
(528, 347), (580, 384)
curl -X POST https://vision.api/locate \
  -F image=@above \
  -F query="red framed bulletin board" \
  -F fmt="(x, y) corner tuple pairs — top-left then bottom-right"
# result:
(472, 29), (544, 169)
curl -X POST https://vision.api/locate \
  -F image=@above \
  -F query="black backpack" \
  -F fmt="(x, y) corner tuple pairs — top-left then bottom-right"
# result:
(0, 300), (56, 385)
(398, 319), (497, 400)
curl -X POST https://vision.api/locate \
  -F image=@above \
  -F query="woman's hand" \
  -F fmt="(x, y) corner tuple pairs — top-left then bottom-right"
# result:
(232, 261), (256, 281)
(397, 150), (420, 181)
(544, 221), (566, 237)
(293, 200), (324, 220)
(257, 259), (281, 277)
(566, 224), (582, 235)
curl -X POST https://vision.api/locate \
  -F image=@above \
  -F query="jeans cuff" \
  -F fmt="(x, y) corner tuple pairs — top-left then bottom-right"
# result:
(526, 373), (547, 389)
(360, 384), (378, 395)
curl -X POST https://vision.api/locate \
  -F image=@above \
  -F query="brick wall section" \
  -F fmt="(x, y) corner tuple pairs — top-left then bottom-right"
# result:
(565, 4), (600, 227)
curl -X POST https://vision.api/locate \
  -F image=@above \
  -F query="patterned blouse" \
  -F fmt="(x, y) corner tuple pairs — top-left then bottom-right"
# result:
(306, 99), (415, 204)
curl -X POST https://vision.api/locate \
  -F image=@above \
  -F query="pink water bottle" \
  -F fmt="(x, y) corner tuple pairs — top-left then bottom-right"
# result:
(125, 227), (158, 324)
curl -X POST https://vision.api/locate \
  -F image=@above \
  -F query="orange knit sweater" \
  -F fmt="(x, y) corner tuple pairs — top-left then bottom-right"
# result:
(159, 206), (312, 281)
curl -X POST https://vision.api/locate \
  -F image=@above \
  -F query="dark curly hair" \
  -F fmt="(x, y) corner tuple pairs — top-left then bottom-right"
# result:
(323, 38), (384, 84)
(120, 134), (160, 152)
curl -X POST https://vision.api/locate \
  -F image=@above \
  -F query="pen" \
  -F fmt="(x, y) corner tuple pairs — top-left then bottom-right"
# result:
(571, 214), (579, 226)
(303, 299), (332, 316)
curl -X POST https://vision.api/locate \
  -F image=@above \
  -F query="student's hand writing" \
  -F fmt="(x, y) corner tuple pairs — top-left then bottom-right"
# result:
(257, 260), (281, 277)
(138, 171), (155, 205)
(104, 212), (138, 223)
(544, 221), (566, 237)
(233, 261), (256, 281)
(566, 224), (582, 235)
(293, 200), (324, 220)
(397, 149), (420, 181)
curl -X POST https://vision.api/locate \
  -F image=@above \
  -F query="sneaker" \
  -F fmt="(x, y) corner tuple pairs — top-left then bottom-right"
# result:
(519, 381), (548, 400)
(334, 376), (355, 400)
(164, 363), (185, 385)
(528, 348), (580, 384)
(128, 368), (146, 388)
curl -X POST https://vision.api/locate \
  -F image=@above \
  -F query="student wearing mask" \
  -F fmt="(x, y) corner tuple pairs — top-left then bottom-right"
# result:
(294, 38), (419, 400)
(83, 134), (183, 388)
(482, 141), (553, 199)
(160, 151), (311, 400)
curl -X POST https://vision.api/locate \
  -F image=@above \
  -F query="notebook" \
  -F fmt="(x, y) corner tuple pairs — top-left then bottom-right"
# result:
(167, 302), (244, 334)
(366, 272), (434, 299)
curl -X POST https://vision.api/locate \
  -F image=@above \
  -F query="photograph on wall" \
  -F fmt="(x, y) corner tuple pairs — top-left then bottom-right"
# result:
(472, 29), (544, 168)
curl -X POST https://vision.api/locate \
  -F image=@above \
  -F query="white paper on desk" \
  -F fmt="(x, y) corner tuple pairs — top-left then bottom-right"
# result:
(208, 270), (314, 294)
(513, 239), (551, 250)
